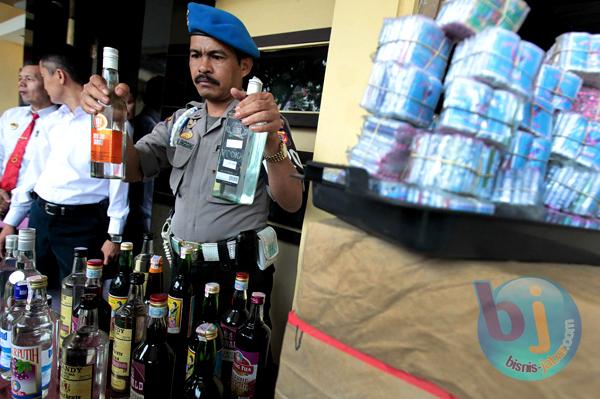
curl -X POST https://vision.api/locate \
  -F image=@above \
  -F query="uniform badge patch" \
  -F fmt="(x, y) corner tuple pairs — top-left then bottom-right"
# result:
(9, 123), (18, 130)
(180, 131), (193, 140)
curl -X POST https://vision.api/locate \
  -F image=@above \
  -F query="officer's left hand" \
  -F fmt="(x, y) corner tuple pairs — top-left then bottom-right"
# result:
(101, 239), (120, 265)
(231, 88), (283, 135)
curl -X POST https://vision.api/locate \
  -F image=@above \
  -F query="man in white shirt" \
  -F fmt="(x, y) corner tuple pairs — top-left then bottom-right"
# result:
(0, 62), (58, 219)
(0, 46), (129, 288)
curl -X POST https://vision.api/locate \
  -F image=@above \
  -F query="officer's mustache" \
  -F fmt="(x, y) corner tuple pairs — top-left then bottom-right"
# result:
(194, 74), (220, 86)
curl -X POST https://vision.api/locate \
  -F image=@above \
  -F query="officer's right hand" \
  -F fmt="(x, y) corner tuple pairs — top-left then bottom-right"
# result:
(81, 75), (130, 115)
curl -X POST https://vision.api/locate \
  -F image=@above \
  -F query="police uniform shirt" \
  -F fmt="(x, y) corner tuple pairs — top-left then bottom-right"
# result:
(135, 100), (298, 243)
(4, 105), (129, 235)
(0, 104), (59, 188)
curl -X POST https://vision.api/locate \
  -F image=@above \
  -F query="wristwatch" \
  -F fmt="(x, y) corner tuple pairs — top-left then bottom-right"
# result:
(109, 234), (123, 244)
(264, 140), (288, 163)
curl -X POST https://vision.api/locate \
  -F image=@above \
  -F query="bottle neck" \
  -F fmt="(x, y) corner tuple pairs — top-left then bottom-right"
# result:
(231, 288), (247, 311)
(146, 313), (168, 342)
(193, 338), (217, 378)
(202, 293), (219, 323)
(78, 305), (99, 332)
(72, 255), (87, 274)
(102, 67), (119, 91)
(6, 247), (17, 259)
(248, 301), (264, 325)
(128, 282), (144, 303)
(26, 286), (48, 310)
(17, 249), (35, 270)
(141, 239), (153, 255)
(119, 251), (133, 275)
(178, 254), (192, 277)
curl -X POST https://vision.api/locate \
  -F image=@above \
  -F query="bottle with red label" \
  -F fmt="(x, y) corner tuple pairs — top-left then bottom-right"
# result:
(183, 323), (220, 399)
(90, 47), (127, 179)
(230, 292), (270, 399)
(130, 293), (175, 399)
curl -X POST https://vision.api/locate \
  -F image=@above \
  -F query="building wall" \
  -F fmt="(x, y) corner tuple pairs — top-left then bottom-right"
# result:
(0, 39), (23, 112)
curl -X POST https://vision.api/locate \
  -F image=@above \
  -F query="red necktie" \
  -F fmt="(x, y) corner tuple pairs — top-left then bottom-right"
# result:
(0, 112), (39, 192)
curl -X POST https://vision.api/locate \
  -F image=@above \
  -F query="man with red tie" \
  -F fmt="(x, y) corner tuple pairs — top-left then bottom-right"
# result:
(0, 61), (57, 224)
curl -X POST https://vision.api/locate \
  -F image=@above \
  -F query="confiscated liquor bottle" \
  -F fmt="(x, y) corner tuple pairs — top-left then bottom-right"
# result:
(11, 275), (54, 399)
(90, 47), (127, 179)
(111, 272), (147, 397)
(60, 247), (88, 344)
(72, 259), (111, 335)
(60, 293), (110, 399)
(109, 242), (134, 339)
(212, 77), (268, 204)
(0, 281), (27, 379)
(4, 228), (39, 308)
(231, 292), (271, 399)
(167, 245), (196, 395)
(220, 272), (249, 394)
(130, 294), (176, 399)
(187, 282), (220, 380)
(134, 233), (154, 296)
(145, 255), (163, 304)
(183, 323), (221, 399)
(0, 234), (18, 304)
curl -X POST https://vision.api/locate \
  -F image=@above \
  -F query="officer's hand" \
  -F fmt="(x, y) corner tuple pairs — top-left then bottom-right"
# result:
(0, 190), (10, 213)
(81, 75), (130, 115)
(101, 239), (120, 265)
(231, 88), (283, 134)
(0, 225), (16, 259)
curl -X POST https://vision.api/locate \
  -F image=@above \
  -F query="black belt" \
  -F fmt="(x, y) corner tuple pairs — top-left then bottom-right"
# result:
(32, 192), (108, 217)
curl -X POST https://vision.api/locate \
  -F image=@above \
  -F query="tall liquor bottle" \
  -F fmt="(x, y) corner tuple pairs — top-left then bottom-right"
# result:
(60, 293), (110, 399)
(212, 77), (268, 204)
(130, 293), (175, 399)
(60, 247), (88, 344)
(134, 233), (154, 297)
(110, 272), (147, 397)
(0, 234), (18, 304)
(72, 259), (111, 334)
(231, 292), (271, 399)
(183, 323), (221, 399)
(167, 245), (195, 395)
(220, 272), (249, 395)
(90, 47), (127, 179)
(4, 228), (39, 308)
(187, 282), (220, 380)
(0, 281), (27, 380)
(109, 242), (134, 339)
(145, 255), (164, 304)
(11, 275), (54, 399)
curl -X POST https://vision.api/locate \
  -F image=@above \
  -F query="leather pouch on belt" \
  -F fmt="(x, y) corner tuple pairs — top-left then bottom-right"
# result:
(257, 226), (278, 270)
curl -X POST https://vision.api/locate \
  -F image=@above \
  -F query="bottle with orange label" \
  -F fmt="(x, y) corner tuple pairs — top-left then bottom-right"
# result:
(91, 47), (127, 179)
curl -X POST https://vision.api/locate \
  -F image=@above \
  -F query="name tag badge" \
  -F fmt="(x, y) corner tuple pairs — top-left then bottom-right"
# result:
(9, 123), (18, 130)
(176, 138), (194, 149)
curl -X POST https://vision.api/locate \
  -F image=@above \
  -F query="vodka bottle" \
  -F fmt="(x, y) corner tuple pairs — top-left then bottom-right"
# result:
(11, 275), (54, 399)
(0, 281), (27, 380)
(212, 77), (268, 204)
(0, 234), (18, 304)
(4, 228), (39, 308)
(59, 247), (88, 345)
(60, 293), (110, 399)
(90, 47), (127, 179)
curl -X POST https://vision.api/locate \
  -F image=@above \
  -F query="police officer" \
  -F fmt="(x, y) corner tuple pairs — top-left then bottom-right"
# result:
(81, 4), (302, 321)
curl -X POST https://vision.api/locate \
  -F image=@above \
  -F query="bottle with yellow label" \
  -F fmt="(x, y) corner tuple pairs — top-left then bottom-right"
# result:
(90, 47), (127, 179)
(108, 242), (133, 340)
(59, 247), (88, 346)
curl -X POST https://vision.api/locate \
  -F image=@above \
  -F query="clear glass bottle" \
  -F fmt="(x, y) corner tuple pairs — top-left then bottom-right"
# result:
(60, 293), (110, 399)
(90, 46), (127, 179)
(134, 232), (154, 297)
(212, 77), (268, 204)
(0, 234), (18, 304)
(183, 323), (220, 399)
(187, 282), (220, 380)
(130, 293), (175, 399)
(4, 228), (39, 309)
(109, 242), (133, 340)
(11, 275), (54, 399)
(60, 247), (88, 345)
(0, 281), (27, 380)
(110, 272), (147, 397)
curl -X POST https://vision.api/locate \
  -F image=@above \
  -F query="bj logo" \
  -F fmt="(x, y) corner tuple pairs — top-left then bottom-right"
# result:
(473, 277), (581, 381)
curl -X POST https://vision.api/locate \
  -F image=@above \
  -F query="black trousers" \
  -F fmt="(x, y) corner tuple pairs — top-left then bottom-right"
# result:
(29, 197), (108, 289)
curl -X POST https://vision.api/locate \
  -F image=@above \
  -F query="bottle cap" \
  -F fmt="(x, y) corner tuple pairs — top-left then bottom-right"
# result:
(247, 76), (263, 94)
(86, 259), (103, 279)
(149, 293), (168, 306)
(102, 47), (119, 70)
(8, 271), (25, 285)
(251, 292), (265, 305)
(143, 232), (154, 240)
(73, 247), (88, 257)
(235, 272), (249, 282)
(121, 242), (133, 251)
(205, 282), (220, 295)
(87, 259), (103, 268)
(13, 281), (28, 300)
(5, 235), (18, 250)
(130, 272), (145, 285)
(27, 275), (47, 289)
(18, 228), (35, 241)
(149, 255), (163, 272)
(180, 245), (194, 257)
(196, 323), (218, 340)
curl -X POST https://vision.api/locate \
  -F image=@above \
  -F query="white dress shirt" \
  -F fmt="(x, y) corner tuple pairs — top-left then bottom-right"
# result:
(0, 105), (58, 188)
(4, 105), (129, 235)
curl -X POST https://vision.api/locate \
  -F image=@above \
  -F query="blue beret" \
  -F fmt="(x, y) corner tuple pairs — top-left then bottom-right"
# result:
(187, 3), (260, 59)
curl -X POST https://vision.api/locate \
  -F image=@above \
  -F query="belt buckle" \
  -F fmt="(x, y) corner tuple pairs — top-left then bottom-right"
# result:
(44, 203), (58, 216)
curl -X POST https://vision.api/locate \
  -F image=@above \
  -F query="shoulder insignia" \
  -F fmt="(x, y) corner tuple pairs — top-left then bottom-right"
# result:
(180, 131), (193, 140)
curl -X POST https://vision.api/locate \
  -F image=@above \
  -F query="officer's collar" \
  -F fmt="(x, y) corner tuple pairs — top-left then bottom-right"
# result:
(190, 99), (240, 136)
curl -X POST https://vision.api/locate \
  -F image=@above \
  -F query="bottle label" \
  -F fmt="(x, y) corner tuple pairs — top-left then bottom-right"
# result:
(86, 268), (102, 280)
(221, 324), (238, 362)
(167, 296), (183, 334)
(60, 293), (73, 339)
(185, 346), (195, 380)
(108, 294), (127, 339)
(91, 124), (123, 164)
(234, 280), (248, 291)
(0, 328), (12, 371)
(231, 349), (260, 398)
(11, 345), (52, 398)
(148, 306), (167, 319)
(59, 364), (93, 399)
(111, 326), (133, 391)
(130, 360), (144, 399)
